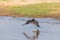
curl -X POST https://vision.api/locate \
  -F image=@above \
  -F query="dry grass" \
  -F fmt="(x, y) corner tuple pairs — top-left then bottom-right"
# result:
(0, 3), (60, 18)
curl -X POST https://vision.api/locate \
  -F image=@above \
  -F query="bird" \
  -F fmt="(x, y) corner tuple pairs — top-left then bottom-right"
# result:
(23, 19), (40, 27)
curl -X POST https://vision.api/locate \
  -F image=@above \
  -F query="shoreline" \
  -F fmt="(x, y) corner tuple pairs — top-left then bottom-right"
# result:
(0, 14), (60, 19)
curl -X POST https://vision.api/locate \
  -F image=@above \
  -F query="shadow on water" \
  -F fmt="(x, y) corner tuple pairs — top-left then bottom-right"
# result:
(0, 16), (60, 40)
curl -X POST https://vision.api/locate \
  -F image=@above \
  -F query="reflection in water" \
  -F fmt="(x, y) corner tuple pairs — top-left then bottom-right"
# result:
(0, 16), (60, 40)
(23, 29), (40, 40)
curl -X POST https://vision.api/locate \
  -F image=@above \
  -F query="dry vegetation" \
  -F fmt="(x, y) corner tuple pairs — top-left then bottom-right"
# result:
(0, 0), (60, 18)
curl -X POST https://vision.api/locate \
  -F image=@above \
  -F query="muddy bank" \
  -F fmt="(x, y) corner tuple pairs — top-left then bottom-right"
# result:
(0, 13), (60, 19)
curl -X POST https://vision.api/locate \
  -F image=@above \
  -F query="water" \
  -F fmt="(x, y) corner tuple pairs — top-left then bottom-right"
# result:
(0, 16), (60, 40)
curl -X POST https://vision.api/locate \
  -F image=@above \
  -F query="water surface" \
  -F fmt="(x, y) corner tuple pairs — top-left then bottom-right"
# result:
(0, 16), (60, 40)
